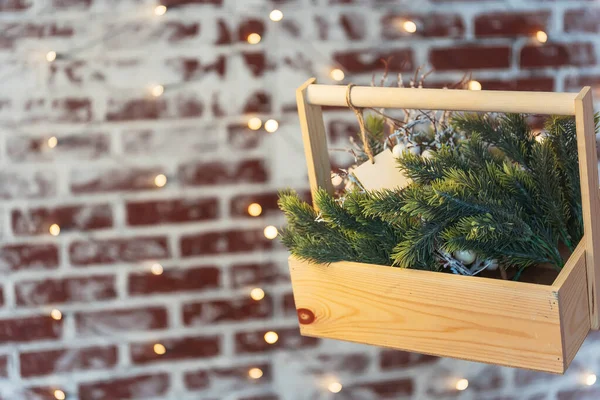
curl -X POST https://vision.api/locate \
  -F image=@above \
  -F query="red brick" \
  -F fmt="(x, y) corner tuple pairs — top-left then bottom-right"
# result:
(340, 12), (366, 40)
(179, 159), (268, 187)
(162, 0), (223, 8)
(477, 77), (554, 92)
(238, 18), (265, 42)
(243, 91), (271, 113)
(228, 124), (263, 150)
(521, 43), (596, 69)
(380, 350), (438, 369)
(79, 373), (170, 400)
(564, 8), (600, 33)
(345, 378), (414, 398)
(163, 21), (200, 41)
(0, 354), (7, 377)
(23, 98), (92, 123)
(7, 133), (110, 162)
(316, 353), (371, 373)
(229, 192), (278, 218)
(0, 243), (59, 272)
(122, 126), (218, 155)
(12, 204), (113, 236)
(430, 45), (511, 70)
(129, 265), (220, 295)
(0, 22), (73, 49)
(167, 55), (225, 80)
(558, 387), (600, 400)
(242, 52), (273, 77)
(515, 368), (556, 387)
(184, 362), (272, 391)
(21, 386), (61, 400)
(0, 315), (62, 343)
(69, 236), (170, 266)
(230, 262), (289, 288)
(20, 345), (117, 377)
(70, 166), (166, 193)
(328, 120), (357, 142)
(333, 49), (414, 74)
(126, 198), (218, 226)
(106, 95), (204, 121)
(181, 229), (273, 257)
(182, 295), (273, 325)
(215, 18), (231, 45)
(130, 335), (220, 364)
(474, 11), (550, 37)
(15, 275), (117, 306)
(235, 327), (319, 354)
(0, 170), (56, 199)
(282, 292), (296, 316)
(0, 0), (32, 11)
(76, 306), (168, 336)
(565, 74), (600, 92)
(382, 14), (464, 38)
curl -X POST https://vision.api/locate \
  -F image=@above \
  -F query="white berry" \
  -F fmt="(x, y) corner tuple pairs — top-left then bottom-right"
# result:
(421, 149), (434, 159)
(408, 145), (421, 155)
(454, 250), (476, 265)
(392, 143), (406, 158)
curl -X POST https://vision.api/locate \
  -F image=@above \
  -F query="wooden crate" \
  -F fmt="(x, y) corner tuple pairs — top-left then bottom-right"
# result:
(289, 78), (600, 373)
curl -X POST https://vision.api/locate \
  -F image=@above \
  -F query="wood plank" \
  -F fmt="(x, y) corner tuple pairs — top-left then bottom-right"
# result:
(575, 87), (600, 329)
(289, 256), (564, 373)
(296, 78), (333, 209)
(555, 243), (590, 369)
(306, 84), (577, 115)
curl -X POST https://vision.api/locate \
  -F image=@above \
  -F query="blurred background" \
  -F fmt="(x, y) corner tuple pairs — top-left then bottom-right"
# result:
(0, 0), (599, 399)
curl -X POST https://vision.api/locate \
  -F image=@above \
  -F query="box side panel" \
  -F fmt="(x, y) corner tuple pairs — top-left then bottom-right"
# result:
(289, 257), (564, 373)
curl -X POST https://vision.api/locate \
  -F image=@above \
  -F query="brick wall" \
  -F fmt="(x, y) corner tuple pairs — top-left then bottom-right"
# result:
(0, 0), (600, 399)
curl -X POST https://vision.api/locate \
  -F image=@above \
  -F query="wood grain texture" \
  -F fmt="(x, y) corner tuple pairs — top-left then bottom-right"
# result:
(554, 242), (590, 369)
(306, 84), (577, 115)
(289, 256), (565, 373)
(296, 78), (333, 209)
(575, 87), (600, 329)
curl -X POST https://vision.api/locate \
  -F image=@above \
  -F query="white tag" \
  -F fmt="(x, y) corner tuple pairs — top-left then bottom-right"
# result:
(352, 150), (410, 191)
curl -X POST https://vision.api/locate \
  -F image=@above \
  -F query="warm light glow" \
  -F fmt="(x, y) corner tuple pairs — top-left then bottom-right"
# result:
(151, 263), (163, 275)
(46, 51), (57, 62)
(330, 68), (345, 82)
(263, 225), (278, 239)
(54, 390), (66, 400)
(468, 80), (482, 91)
(50, 309), (62, 320)
(154, 4), (167, 15)
(154, 343), (166, 355)
(328, 382), (343, 393)
(536, 30), (548, 43)
(586, 373), (597, 386)
(250, 288), (265, 301)
(264, 119), (279, 133)
(154, 174), (167, 187)
(247, 203), (263, 217)
(247, 33), (261, 44)
(152, 85), (164, 97)
(403, 20), (417, 33)
(49, 224), (60, 236)
(269, 9), (283, 22)
(47, 136), (58, 148)
(248, 117), (262, 131)
(456, 378), (469, 391)
(264, 331), (278, 344)
(249, 367), (263, 379)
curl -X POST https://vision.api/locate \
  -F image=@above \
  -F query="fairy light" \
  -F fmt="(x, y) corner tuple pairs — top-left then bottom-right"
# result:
(247, 203), (263, 217)
(403, 20), (417, 33)
(263, 225), (278, 239)
(47, 136), (58, 149)
(585, 373), (597, 386)
(153, 343), (166, 355)
(46, 51), (57, 62)
(150, 263), (163, 275)
(154, 4), (167, 15)
(151, 85), (164, 97)
(330, 68), (345, 82)
(250, 288), (265, 301)
(264, 331), (278, 344)
(269, 9), (283, 22)
(54, 390), (66, 400)
(468, 80), (482, 91)
(536, 30), (548, 43)
(49, 224), (60, 236)
(264, 119), (279, 133)
(248, 117), (262, 130)
(328, 382), (343, 393)
(331, 174), (343, 186)
(50, 309), (62, 320)
(154, 174), (167, 187)
(455, 378), (469, 391)
(247, 33), (261, 44)
(249, 367), (263, 379)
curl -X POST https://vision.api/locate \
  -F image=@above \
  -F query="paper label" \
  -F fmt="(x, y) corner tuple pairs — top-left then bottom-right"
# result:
(352, 149), (411, 191)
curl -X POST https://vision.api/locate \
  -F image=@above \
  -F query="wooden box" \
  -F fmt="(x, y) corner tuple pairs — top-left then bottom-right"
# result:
(289, 79), (600, 373)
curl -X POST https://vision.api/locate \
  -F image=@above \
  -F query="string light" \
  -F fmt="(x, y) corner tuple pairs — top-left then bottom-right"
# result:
(263, 225), (278, 239)
(536, 30), (548, 43)
(54, 390), (66, 400)
(50, 309), (62, 321)
(153, 343), (166, 355)
(154, 174), (167, 187)
(264, 331), (278, 344)
(250, 288), (265, 301)
(151, 84), (164, 97)
(49, 224), (60, 236)
(455, 378), (469, 391)
(328, 382), (343, 393)
(403, 20), (417, 33)
(248, 367), (263, 379)
(269, 9), (283, 22)
(150, 263), (163, 275)
(247, 203), (263, 217)
(248, 117), (262, 130)
(247, 33), (261, 44)
(331, 175), (343, 186)
(468, 80), (482, 91)
(47, 136), (58, 148)
(585, 373), (597, 386)
(264, 119), (279, 133)
(46, 51), (57, 62)
(154, 4), (167, 15)
(330, 68), (345, 82)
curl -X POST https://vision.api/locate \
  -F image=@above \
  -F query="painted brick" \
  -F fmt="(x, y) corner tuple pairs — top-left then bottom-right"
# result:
(235, 327), (319, 354)
(69, 236), (170, 266)
(130, 335), (220, 364)
(182, 295), (273, 325)
(180, 229), (273, 257)
(564, 8), (600, 33)
(520, 43), (596, 68)
(0, 243), (59, 272)
(344, 378), (414, 398)
(382, 13), (464, 38)
(126, 198), (218, 226)
(0, 170), (57, 200)
(20, 345), (117, 377)
(70, 166), (166, 194)
(0, 315), (62, 343)
(15, 275), (117, 306)
(333, 49), (414, 73)
(12, 204), (113, 236)
(75, 306), (169, 336)
(474, 11), (550, 37)
(6, 133), (110, 163)
(129, 266), (221, 295)
(230, 262), (289, 288)
(184, 362), (273, 391)
(78, 373), (170, 400)
(178, 159), (268, 187)
(430, 45), (511, 70)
